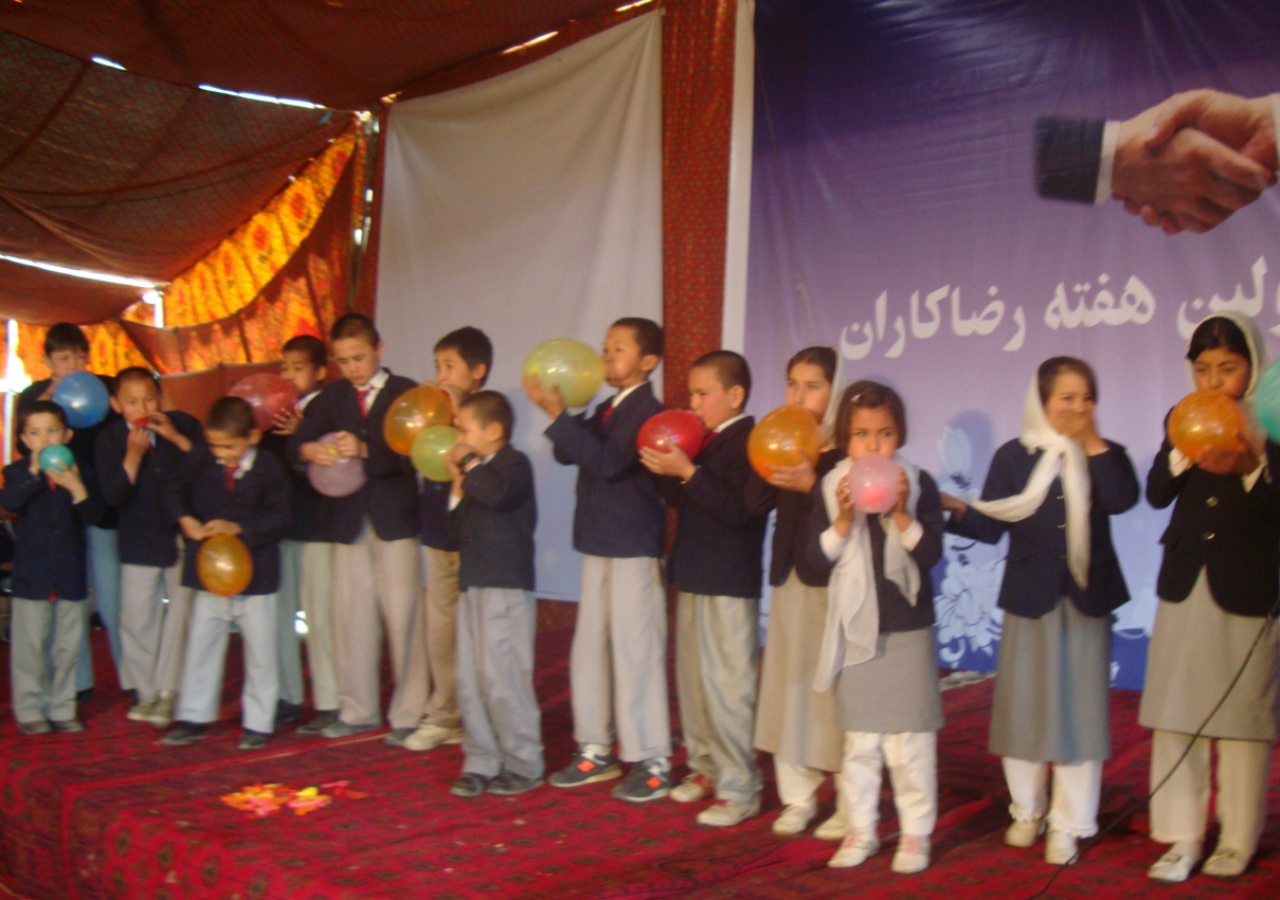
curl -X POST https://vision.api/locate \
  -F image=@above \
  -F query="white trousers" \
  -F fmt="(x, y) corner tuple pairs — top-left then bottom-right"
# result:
(1003, 756), (1103, 838)
(174, 592), (279, 734)
(838, 731), (937, 837)
(776, 759), (847, 819)
(119, 560), (194, 703)
(1149, 729), (1271, 854)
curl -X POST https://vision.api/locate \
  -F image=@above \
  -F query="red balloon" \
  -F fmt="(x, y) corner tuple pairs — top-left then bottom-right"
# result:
(197, 533), (253, 597)
(637, 410), (706, 458)
(229, 374), (296, 432)
(1168, 389), (1247, 474)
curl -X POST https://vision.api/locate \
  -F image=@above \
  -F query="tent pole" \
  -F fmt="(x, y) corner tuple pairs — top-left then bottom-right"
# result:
(3, 319), (15, 465)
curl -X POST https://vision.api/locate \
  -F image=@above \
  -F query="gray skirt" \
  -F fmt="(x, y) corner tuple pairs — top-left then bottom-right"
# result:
(989, 598), (1111, 763)
(1139, 567), (1279, 741)
(834, 627), (943, 735)
(753, 572), (843, 771)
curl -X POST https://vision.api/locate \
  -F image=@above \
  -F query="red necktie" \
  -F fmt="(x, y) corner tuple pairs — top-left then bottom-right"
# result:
(600, 398), (615, 425)
(225, 467), (236, 492)
(357, 388), (371, 417)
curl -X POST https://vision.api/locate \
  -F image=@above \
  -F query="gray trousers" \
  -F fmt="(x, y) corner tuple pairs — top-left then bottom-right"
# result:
(456, 587), (544, 779)
(676, 592), (762, 804)
(571, 555), (670, 761)
(119, 560), (195, 703)
(174, 592), (279, 734)
(275, 540), (306, 705)
(280, 540), (338, 711)
(11, 598), (84, 723)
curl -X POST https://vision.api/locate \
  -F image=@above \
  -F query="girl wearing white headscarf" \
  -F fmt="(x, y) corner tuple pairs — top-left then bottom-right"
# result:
(1141, 311), (1280, 884)
(943, 357), (1139, 867)
(746, 347), (846, 841)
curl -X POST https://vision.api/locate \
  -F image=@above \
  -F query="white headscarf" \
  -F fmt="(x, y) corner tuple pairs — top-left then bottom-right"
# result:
(1184, 310), (1269, 403)
(965, 372), (1092, 590)
(812, 454), (921, 691)
(819, 350), (846, 450)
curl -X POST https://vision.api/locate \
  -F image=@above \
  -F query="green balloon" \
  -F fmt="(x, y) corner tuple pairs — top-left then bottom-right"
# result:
(522, 338), (606, 408)
(411, 426), (460, 482)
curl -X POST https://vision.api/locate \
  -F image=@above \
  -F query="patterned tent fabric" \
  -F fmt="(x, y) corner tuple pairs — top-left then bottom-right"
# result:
(16, 320), (151, 383)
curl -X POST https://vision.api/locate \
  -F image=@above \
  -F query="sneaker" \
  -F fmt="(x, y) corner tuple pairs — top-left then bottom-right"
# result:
(296, 710), (341, 736)
(772, 803), (816, 836)
(487, 772), (545, 796)
(403, 722), (464, 751)
(158, 723), (208, 746)
(274, 700), (304, 728)
(1148, 842), (1201, 883)
(892, 834), (930, 874)
(17, 719), (52, 736)
(696, 797), (760, 827)
(670, 772), (715, 803)
(50, 718), (84, 733)
(147, 692), (176, 729)
(549, 751), (622, 788)
(238, 730), (270, 750)
(813, 812), (850, 841)
(1005, 817), (1047, 848)
(382, 727), (416, 748)
(126, 699), (156, 722)
(611, 761), (671, 802)
(829, 831), (881, 868)
(1044, 830), (1078, 866)
(1202, 845), (1249, 878)
(319, 720), (378, 739)
(450, 773), (490, 797)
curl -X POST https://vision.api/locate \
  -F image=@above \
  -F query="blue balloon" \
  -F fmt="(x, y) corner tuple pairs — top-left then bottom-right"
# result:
(38, 444), (74, 474)
(1256, 359), (1280, 443)
(51, 371), (109, 429)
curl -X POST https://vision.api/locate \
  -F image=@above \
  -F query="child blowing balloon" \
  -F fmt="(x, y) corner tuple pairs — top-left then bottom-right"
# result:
(804, 381), (944, 874)
(1140, 311), (1280, 884)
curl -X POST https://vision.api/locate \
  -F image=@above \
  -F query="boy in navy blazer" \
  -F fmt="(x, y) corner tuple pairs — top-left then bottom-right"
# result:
(525, 318), (672, 801)
(160, 397), (291, 750)
(446, 391), (543, 798)
(640, 350), (768, 827)
(96, 367), (202, 729)
(290, 314), (425, 741)
(3, 401), (103, 734)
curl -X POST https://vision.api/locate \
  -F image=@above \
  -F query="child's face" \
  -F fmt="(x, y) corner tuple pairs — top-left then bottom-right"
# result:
(455, 406), (504, 457)
(20, 412), (71, 456)
(332, 336), (382, 387)
(602, 326), (656, 389)
(280, 350), (325, 397)
(46, 347), (88, 380)
(434, 348), (486, 395)
(110, 377), (160, 425)
(1043, 371), (1096, 438)
(785, 362), (832, 422)
(205, 427), (260, 469)
(846, 407), (900, 461)
(688, 365), (743, 431)
(1193, 347), (1251, 400)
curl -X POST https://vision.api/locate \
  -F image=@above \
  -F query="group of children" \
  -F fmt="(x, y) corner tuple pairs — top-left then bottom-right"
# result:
(5, 311), (1276, 883)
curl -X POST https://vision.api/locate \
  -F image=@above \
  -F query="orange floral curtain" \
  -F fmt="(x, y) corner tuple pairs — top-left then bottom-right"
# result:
(16, 320), (151, 382)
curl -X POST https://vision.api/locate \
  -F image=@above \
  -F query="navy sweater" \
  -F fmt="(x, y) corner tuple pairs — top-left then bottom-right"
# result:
(0, 460), (103, 600)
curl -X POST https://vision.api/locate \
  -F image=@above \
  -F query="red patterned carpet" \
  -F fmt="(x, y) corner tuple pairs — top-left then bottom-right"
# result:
(2, 602), (1279, 900)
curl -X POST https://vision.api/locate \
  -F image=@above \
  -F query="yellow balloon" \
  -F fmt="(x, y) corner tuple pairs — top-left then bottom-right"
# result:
(522, 339), (606, 408)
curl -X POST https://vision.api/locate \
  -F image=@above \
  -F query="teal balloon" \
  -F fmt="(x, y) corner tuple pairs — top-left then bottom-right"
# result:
(51, 371), (109, 429)
(411, 426), (460, 483)
(38, 444), (74, 474)
(1256, 359), (1280, 442)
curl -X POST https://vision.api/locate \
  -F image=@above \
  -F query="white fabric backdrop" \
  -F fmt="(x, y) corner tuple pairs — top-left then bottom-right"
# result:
(375, 13), (664, 600)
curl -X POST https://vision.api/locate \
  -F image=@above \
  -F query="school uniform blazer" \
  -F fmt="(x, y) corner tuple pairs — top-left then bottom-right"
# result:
(0, 460), (104, 600)
(803, 468), (944, 632)
(546, 380), (666, 559)
(662, 416), (768, 600)
(95, 410), (203, 568)
(449, 444), (537, 591)
(947, 438), (1140, 619)
(1146, 429), (1280, 617)
(167, 447), (292, 596)
(260, 430), (333, 544)
(1034, 116), (1105, 203)
(744, 447), (843, 588)
(289, 373), (419, 544)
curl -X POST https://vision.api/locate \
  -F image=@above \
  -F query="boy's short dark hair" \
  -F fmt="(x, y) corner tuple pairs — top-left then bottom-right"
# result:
(44, 323), (89, 357)
(835, 380), (909, 449)
(19, 400), (68, 433)
(283, 334), (328, 369)
(459, 390), (514, 441)
(691, 349), (752, 406)
(206, 396), (256, 437)
(330, 313), (381, 346)
(435, 326), (494, 386)
(612, 317), (664, 359)
(113, 366), (160, 397)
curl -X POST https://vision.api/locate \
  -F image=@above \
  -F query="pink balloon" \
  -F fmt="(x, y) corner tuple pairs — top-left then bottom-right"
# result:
(846, 454), (901, 514)
(306, 432), (367, 498)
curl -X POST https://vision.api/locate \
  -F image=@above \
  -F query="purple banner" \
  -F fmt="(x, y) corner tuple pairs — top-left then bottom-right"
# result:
(745, 0), (1280, 688)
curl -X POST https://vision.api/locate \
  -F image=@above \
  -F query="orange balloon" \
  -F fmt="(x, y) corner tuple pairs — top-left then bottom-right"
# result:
(747, 404), (821, 479)
(383, 384), (453, 456)
(197, 533), (254, 597)
(1168, 389), (1246, 474)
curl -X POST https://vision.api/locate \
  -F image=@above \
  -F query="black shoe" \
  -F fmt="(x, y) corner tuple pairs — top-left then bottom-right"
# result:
(17, 719), (52, 736)
(487, 771), (545, 796)
(382, 727), (416, 748)
(611, 760), (671, 802)
(297, 710), (341, 736)
(238, 730), (270, 750)
(158, 722), (208, 746)
(50, 718), (85, 733)
(450, 773), (491, 797)
(274, 700), (304, 728)
(76, 688), (94, 702)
